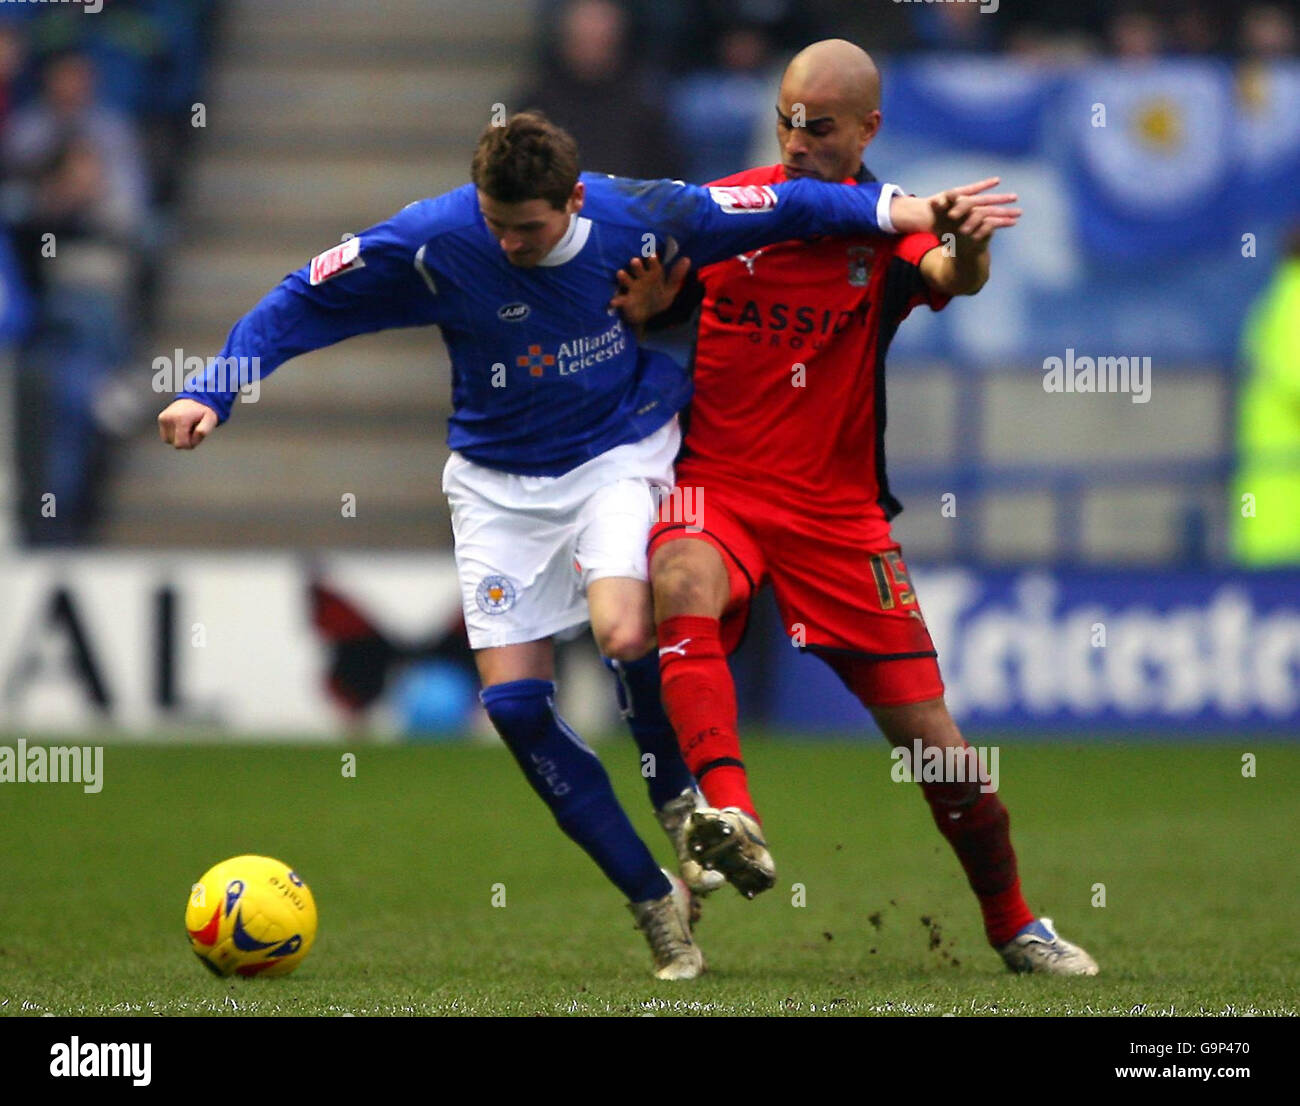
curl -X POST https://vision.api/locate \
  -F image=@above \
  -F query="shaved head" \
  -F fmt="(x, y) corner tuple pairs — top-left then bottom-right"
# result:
(775, 40), (883, 183)
(782, 39), (880, 117)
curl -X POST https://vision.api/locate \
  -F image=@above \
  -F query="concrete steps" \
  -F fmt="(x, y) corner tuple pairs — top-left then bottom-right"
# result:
(182, 153), (458, 239)
(103, 0), (536, 549)
(222, 0), (535, 60)
(201, 60), (518, 154)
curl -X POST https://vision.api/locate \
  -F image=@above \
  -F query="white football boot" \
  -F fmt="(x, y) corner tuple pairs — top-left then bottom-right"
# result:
(656, 789), (727, 896)
(687, 806), (776, 900)
(628, 870), (705, 980)
(999, 917), (1100, 976)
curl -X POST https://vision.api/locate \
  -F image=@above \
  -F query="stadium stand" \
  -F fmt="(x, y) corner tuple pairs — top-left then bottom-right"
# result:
(100, 0), (532, 549)
(4, 0), (1298, 564)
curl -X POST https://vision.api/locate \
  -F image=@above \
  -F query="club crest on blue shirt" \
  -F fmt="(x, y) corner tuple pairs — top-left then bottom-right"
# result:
(476, 575), (517, 615)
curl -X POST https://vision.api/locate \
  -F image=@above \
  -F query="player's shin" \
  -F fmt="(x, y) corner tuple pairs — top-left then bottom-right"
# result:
(604, 652), (696, 807)
(606, 652), (727, 896)
(920, 773), (1034, 947)
(479, 679), (670, 903)
(656, 615), (756, 818)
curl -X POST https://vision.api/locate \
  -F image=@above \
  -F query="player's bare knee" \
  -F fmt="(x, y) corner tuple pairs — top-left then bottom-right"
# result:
(652, 547), (725, 616)
(593, 621), (654, 661)
(653, 563), (707, 614)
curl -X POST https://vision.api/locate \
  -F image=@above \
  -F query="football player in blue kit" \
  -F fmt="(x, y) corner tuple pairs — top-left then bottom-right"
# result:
(158, 111), (1017, 979)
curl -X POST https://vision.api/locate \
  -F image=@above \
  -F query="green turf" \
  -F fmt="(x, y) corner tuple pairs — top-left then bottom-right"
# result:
(1, 739), (1295, 1017)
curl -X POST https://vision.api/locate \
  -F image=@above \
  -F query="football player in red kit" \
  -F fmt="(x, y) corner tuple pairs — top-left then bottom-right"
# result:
(615, 39), (1098, 974)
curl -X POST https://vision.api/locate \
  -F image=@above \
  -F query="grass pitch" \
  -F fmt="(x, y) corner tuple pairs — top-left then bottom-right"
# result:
(1, 739), (1295, 1017)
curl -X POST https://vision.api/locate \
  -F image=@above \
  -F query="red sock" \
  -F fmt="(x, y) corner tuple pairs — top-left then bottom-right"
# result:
(657, 615), (757, 818)
(922, 777), (1034, 947)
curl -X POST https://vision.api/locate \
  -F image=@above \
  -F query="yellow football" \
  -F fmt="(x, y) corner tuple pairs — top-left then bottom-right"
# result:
(185, 855), (317, 977)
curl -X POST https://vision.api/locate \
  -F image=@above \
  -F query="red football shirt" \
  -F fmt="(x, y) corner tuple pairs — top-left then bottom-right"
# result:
(678, 163), (950, 545)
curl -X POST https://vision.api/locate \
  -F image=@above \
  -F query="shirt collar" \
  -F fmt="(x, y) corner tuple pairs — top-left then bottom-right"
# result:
(537, 213), (593, 267)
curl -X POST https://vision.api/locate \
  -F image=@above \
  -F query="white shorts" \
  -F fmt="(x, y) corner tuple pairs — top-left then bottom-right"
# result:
(442, 418), (679, 650)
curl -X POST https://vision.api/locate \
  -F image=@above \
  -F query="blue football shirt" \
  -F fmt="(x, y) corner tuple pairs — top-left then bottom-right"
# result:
(183, 173), (901, 475)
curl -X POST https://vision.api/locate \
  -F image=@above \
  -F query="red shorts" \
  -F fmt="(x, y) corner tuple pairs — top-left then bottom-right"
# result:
(648, 478), (944, 707)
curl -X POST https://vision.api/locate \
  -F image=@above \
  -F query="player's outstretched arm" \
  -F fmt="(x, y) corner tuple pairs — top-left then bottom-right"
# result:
(672, 176), (896, 267)
(164, 202), (445, 431)
(663, 176), (1017, 269)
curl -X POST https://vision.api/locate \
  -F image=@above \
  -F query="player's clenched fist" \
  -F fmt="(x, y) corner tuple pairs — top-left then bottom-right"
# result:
(157, 398), (218, 450)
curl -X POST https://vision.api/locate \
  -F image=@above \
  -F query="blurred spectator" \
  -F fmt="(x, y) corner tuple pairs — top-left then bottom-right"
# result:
(10, 134), (140, 545)
(534, 0), (817, 75)
(4, 51), (149, 545)
(630, 0), (1300, 64)
(0, 6), (215, 547)
(1003, 25), (1099, 62)
(907, 1), (1001, 52)
(993, 0), (1114, 51)
(1232, 228), (1300, 565)
(1169, 4), (1223, 54)
(16, 0), (219, 207)
(670, 22), (777, 182)
(534, 0), (689, 74)
(802, 0), (915, 54)
(1240, 4), (1299, 57)
(5, 50), (150, 236)
(517, 0), (681, 179)
(1109, 9), (1165, 59)
(23, 0), (167, 121)
(0, 25), (25, 131)
(687, 1), (818, 69)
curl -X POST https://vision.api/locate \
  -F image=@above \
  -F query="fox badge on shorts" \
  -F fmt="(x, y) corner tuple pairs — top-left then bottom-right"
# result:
(476, 575), (517, 615)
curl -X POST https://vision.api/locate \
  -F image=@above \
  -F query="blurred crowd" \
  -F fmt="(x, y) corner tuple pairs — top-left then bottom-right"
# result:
(519, 0), (1300, 183)
(0, 1), (217, 545)
(1, 0), (1295, 554)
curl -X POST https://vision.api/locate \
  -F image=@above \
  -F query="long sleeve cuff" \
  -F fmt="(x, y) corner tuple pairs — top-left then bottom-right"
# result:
(876, 183), (904, 235)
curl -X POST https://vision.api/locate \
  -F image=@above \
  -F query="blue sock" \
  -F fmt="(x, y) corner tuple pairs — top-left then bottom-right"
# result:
(480, 679), (669, 903)
(605, 652), (697, 809)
